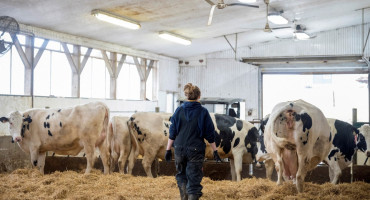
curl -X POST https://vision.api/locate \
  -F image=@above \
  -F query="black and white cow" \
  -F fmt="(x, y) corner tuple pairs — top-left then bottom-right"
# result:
(128, 112), (259, 181)
(206, 113), (259, 181)
(258, 116), (369, 184)
(264, 100), (332, 192)
(325, 118), (368, 184)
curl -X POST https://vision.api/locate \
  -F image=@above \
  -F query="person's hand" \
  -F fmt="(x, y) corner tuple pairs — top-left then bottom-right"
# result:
(213, 150), (222, 162)
(165, 150), (172, 162)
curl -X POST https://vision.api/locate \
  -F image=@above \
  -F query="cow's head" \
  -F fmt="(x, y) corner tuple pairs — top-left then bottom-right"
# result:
(358, 124), (370, 157)
(0, 111), (24, 142)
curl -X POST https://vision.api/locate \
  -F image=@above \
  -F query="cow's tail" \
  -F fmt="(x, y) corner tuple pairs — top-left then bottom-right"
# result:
(96, 104), (110, 147)
(268, 101), (306, 147)
(127, 120), (139, 167)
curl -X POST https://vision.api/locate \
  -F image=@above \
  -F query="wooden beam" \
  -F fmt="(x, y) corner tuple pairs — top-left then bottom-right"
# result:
(61, 42), (77, 73)
(11, 34), (31, 69)
(34, 39), (49, 68)
(80, 48), (92, 73)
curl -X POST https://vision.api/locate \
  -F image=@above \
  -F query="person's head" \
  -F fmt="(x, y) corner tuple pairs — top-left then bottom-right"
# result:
(184, 83), (201, 100)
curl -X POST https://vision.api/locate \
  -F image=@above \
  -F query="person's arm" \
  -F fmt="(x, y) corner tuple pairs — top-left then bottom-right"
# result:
(166, 139), (174, 151)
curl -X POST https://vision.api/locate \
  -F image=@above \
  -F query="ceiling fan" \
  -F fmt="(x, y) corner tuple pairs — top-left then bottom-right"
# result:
(0, 16), (19, 56)
(205, 0), (259, 26)
(275, 24), (317, 40)
(261, 0), (290, 32)
(241, 0), (291, 32)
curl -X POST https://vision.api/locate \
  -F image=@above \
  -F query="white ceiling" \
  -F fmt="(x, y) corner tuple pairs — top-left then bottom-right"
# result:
(0, 0), (370, 59)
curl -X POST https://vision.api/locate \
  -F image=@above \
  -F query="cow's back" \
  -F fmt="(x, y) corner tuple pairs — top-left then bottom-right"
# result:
(21, 101), (109, 155)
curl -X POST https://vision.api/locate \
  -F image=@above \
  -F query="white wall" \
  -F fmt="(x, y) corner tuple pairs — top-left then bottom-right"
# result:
(157, 59), (180, 112)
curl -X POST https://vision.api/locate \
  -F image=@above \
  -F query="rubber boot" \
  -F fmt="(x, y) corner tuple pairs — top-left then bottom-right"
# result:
(188, 194), (199, 200)
(179, 184), (188, 200)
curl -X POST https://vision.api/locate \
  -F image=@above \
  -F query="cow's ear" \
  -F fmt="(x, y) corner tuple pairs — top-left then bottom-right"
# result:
(0, 117), (9, 123)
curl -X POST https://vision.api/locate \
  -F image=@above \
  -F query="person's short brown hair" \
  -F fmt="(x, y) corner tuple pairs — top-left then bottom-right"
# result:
(184, 83), (201, 100)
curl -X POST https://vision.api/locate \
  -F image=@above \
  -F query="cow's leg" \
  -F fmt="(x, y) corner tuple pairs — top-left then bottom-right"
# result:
(110, 150), (119, 173)
(275, 150), (284, 185)
(118, 148), (129, 174)
(37, 152), (46, 174)
(127, 148), (137, 175)
(330, 162), (342, 184)
(142, 153), (156, 178)
(295, 155), (308, 193)
(83, 144), (96, 174)
(229, 159), (236, 181)
(232, 152), (243, 181)
(98, 142), (110, 174)
(29, 146), (40, 171)
(265, 158), (275, 180)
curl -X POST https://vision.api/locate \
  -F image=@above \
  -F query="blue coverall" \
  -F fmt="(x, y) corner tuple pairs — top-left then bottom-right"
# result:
(169, 101), (216, 197)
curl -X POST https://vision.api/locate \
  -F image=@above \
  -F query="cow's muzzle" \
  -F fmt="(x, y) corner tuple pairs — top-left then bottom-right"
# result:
(14, 136), (22, 142)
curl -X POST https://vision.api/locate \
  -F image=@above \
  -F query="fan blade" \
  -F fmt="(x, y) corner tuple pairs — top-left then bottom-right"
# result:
(227, 3), (259, 8)
(204, 0), (215, 6)
(208, 5), (217, 26)
(271, 26), (292, 30)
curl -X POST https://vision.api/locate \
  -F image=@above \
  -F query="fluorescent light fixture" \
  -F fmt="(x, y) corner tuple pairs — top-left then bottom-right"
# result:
(268, 14), (288, 24)
(91, 9), (141, 30)
(238, 0), (257, 3)
(295, 31), (310, 40)
(158, 31), (191, 45)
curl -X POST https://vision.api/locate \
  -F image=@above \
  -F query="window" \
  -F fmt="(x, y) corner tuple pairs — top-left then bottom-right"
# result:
(117, 63), (140, 100)
(11, 45), (24, 95)
(0, 50), (11, 94)
(263, 74), (369, 123)
(50, 52), (72, 97)
(34, 51), (51, 96)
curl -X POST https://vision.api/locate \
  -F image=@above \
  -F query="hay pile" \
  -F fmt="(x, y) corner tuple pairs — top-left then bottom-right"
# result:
(0, 169), (369, 200)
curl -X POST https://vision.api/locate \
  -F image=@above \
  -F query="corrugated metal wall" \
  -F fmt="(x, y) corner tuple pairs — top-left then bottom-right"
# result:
(179, 59), (259, 121)
(158, 59), (179, 92)
(245, 23), (370, 57)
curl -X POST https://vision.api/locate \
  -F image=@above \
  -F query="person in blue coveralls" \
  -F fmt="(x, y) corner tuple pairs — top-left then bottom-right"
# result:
(165, 83), (221, 200)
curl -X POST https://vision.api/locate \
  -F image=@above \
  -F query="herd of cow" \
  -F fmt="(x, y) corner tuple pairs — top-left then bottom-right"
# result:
(0, 100), (369, 193)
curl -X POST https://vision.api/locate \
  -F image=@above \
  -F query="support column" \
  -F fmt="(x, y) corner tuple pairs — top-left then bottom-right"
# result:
(62, 43), (91, 98)
(133, 57), (154, 100)
(102, 50), (126, 99)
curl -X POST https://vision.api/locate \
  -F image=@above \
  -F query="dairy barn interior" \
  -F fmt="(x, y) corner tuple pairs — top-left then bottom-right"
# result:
(0, 0), (370, 199)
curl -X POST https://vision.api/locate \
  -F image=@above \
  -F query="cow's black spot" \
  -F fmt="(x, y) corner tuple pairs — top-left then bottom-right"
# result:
(332, 120), (357, 162)
(328, 149), (339, 160)
(27, 124), (29, 130)
(215, 114), (237, 154)
(164, 130), (167, 136)
(21, 128), (25, 138)
(23, 116), (32, 124)
(236, 120), (243, 131)
(233, 137), (240, 148)
(245, 127), (259, 159)
(164, 123), (170, 129)
(302, 140), (307, 145)
(44, 122), (47, 128)
(11, 137), (14, 143)
(130, 117), (135, 121)
(48, 130), (53, 136)
(276, 132), (278, 136)
(33, 160), (37, 166)
(215, 114), (236, 128)
(144, 134), (146, 137)
(334, 157), (337, 161)
(300, 113), (312, 132)
(259, 133), (267, 154)
(58, 109), (61, 112)
(46, 115), (50, 120)
(357, 134), (367, 152)
(317, 137), (319, 141)
(290, 103), (294, 107)
(60, 122), (62, 127)
(294, 113), (301, 121)
(300, 137), (302, 140)
(46, 122), (50, 128)
(329, 132), (332, 142)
